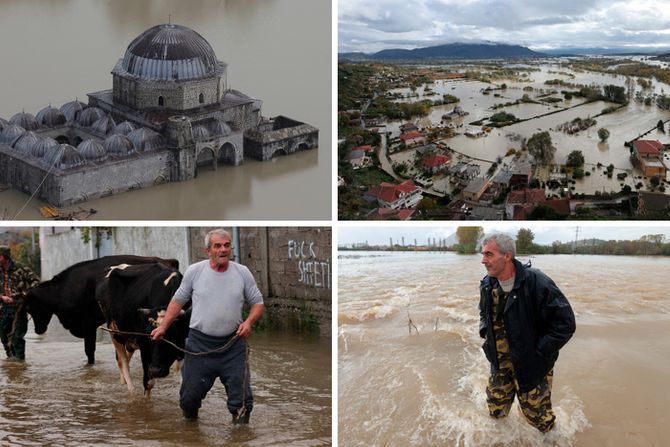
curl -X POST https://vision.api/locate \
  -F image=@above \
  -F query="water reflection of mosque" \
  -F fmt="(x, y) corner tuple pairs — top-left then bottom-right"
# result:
(0, 24), (318, 207)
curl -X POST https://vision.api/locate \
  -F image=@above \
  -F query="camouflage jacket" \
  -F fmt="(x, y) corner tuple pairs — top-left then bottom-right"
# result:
(0, 259), (40, 308)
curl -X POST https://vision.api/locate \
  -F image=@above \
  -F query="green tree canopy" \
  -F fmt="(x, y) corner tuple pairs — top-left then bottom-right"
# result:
(598, 127), (610, 142)
(456, 226), (484, 253)
(516, 228), (535, 254)
(566, 150), (585, 168)
(527, 131), (556, 165)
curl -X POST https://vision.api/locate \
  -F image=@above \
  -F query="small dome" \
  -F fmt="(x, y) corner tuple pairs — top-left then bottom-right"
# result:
(115, 24), (223, 81)
(77, 107), (106, 127)
(0, 124), (26, 146)
(43, 144), (86, 169)
(192, 125), (209, 141)
(13, 131), (40, 153)
(32, 136), (58, 158)
(77, 139), (108, 161)
(210, 119), (232, 136)
(0, 117), (8, 132)
(127, 127), (164, 152)
(111, 121), (136, 135)
(36, 106), (67, 127)
(9, 112), (39, 131)
(60, 100), (88, 122)
(92, 115), (116, 135)
(104, 134), (136, 156)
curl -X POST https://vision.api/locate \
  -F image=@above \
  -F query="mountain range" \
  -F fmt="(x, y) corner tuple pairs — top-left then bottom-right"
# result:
(339, 42), (546, 60)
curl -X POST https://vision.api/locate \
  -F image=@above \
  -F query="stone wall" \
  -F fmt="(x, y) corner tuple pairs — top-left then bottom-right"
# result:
(188, 227), (332, 336)
(244, 116), (319, 160)
(113, 75), (220, 110)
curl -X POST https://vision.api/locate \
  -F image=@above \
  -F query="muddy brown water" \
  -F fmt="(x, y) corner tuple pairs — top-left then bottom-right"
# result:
(0, 0), (331, 220)
(339, 251), (670, 446)
(1, 324), (331, 446)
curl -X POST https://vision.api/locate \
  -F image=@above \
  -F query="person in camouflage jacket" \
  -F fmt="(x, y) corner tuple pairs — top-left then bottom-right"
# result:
(0, 245), (40, 361)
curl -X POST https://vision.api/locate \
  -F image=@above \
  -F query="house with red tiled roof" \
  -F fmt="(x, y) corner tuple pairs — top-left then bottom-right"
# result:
(399, 130), (425, 146)
(505, 188), (546, 219)
(633, 139), (667, 177)
(422, 154), (451, 174)
(367, 207), (415, 221)
(352, 145), (375, 154)
(363, 179), (423, 209)
(400, 122), (419, 134)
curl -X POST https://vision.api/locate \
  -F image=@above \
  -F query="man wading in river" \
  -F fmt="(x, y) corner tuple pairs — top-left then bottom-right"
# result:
(151, 229), (265, 424)
(478, 234), (575, 433)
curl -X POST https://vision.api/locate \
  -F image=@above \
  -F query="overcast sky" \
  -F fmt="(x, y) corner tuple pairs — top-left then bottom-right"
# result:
(338, 225), (670, 246)
(338, 0), (670, 53)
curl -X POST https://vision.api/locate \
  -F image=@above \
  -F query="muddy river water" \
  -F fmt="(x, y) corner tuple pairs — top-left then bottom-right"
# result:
(339, 251), (670, 446)
(1, 324), (331, 446)
(0, 0), (331, 220)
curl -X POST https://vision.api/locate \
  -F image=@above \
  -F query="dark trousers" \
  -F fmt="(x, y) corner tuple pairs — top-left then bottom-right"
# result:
(179, 329), (253, 416)
(0, 306), (27, 360)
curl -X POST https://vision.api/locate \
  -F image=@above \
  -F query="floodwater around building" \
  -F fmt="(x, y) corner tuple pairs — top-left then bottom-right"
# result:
(384, 63), (670, 195)
(0, 0), (331, 220)
(339, 251), (670, 446)
(1, 324), (331, 446)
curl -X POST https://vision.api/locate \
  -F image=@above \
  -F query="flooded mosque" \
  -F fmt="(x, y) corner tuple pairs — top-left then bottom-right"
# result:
(0, 24), (318, 207)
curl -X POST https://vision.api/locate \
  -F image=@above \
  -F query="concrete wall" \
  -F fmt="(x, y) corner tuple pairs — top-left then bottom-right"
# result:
(38, 227), (190, 280)
(187, 227), (332, 336)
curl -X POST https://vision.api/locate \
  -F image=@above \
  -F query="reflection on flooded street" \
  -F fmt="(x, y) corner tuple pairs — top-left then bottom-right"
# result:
(1, 327), (331, 446)
(339, 251), (670, 446)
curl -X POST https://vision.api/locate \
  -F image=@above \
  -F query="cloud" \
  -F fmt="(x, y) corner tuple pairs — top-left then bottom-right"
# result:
(339, 0), (670, 52)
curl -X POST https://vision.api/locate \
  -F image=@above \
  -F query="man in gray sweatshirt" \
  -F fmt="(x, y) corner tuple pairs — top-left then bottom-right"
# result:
(151, 229), (265, 424)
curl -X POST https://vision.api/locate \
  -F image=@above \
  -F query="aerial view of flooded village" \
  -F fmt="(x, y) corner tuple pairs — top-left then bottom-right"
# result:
(338, 0), (670, 220)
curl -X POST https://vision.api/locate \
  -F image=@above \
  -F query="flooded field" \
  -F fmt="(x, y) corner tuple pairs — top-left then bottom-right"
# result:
(339, 251), (670, 446)
(386, 62), (670, 195)
(1, 324), (331, 446)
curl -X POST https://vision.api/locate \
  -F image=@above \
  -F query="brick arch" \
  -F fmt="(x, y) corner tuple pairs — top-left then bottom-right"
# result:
(218, 142), (237, 166)
(195, 146), (216, 172)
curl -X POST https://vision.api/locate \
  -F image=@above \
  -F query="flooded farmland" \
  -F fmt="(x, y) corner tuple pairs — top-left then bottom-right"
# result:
(339, 251), (670, 446)
(1, 324), (331, 446)
(385, 62), (670, 195)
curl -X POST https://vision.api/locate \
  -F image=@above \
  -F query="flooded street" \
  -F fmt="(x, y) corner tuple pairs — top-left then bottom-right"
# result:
(339, 251), (670, 446)
(0, 0), (331, 220)
(1, 325), (331, 446)
(385, 63), (670, 194)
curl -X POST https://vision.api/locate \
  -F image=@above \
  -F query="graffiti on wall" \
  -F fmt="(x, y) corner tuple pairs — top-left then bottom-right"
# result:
(288, 240), (331, 289)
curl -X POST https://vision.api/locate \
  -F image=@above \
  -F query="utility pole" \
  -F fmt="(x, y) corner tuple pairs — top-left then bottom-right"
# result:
(572, 227), (580, 254)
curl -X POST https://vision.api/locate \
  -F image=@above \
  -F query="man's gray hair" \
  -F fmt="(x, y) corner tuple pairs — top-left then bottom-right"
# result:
(480, 233), (516, 257)
(205, 229), (231, 248)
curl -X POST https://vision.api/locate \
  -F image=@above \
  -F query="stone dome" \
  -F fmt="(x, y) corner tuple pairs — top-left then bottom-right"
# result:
(9, 112), (39, 131)
(0, 117), (8, 132)
(60, 100), (88, 122)
(13, 131), (40, 153)
(92, 115), (116, 135)
(44, 144), (86, 169)
(111, 121), (136, 136)
(0, 124), (25, 146)
(127, 127), (164, 152)
(210, 119), (232, 136)
(77, 107), (106, 127)
(192, 124), (210, 141)
(36, 106), (67, 127)
(104, 134), (135, 156)
(116, 24), (223, 81)
(32, 136), (58, 158)
(77, 139), (108, 161)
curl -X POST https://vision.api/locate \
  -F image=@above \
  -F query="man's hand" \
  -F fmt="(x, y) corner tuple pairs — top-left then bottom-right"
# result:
(236, 321), (253, 338)
(150, 325), (166, 341)
(1, 295), (13, 304)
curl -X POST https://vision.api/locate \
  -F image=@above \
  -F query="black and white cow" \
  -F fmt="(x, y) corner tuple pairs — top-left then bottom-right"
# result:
(95, 262), (190, 396)
(25, 255), (179, 364)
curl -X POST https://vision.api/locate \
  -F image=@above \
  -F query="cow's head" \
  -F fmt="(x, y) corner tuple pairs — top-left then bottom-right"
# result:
(24, 287), (54, 335)
(139, 307), (191, 379)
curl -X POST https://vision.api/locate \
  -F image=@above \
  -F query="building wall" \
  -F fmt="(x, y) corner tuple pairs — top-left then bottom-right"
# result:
(113, 75), (220, 110)
(188, 227), (332, 336)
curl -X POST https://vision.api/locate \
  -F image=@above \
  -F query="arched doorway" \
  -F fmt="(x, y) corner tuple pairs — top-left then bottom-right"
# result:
(196, 147), (216, 173)
(218, 142), (237, 166)
(55, 135), (70, 144)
